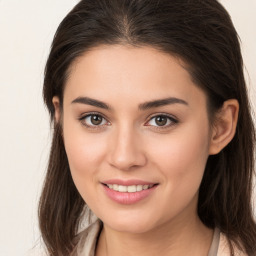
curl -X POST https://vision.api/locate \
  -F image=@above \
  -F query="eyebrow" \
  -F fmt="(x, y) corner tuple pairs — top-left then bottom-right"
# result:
(138, 97), (188, 110)
(71, 96), (188, 111)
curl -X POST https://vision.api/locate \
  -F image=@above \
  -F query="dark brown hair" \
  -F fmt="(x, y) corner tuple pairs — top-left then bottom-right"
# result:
(39, 0), (256, 255)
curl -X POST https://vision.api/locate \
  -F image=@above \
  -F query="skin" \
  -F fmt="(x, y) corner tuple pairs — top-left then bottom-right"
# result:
(53, 45), (239, 256)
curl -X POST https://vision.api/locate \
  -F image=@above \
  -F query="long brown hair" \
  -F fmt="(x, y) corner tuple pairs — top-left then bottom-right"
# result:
(39, 0), (256, 255)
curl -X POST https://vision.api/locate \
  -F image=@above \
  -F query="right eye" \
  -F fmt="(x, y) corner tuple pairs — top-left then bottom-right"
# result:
(79, 113), (109, 128)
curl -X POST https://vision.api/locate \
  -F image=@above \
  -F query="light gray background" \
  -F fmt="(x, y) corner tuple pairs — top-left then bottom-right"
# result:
(0, 0), (255, 255)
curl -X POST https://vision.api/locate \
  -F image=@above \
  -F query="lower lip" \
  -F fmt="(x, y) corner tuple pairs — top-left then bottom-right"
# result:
(102, 184), (158, 205)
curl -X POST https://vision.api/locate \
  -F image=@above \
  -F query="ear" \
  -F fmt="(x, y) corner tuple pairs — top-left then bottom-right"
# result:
(209, 99), (239, 155)
(52, 96), (61, 123)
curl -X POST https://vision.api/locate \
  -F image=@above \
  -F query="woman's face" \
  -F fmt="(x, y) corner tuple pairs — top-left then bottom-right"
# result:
(60, 45), (214, 233)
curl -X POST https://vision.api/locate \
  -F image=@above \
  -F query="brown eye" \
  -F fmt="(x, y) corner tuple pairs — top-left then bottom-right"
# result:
(90, 115), (103, 125)
(146, 114), (178, 128)
(155, 116), (168, 126)
(80, 114), (108, 127)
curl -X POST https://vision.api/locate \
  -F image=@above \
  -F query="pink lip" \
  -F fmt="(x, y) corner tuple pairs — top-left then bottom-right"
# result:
(101, 182), (158, 205)
(101, 179), (156, 186)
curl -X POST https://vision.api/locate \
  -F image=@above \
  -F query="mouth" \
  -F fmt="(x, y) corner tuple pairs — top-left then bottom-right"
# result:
(101, 180), (159, 204)
(102, 183), (157, 193)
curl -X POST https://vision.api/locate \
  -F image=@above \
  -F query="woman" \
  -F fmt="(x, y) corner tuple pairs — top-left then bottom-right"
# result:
(38, 0), (256, 255)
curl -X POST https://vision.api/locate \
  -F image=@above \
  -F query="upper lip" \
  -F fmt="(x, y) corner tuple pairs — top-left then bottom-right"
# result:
(101, 179), (158, 186)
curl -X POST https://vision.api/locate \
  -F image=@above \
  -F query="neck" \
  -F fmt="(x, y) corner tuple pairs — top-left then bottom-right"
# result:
(96, 212), (213, 256)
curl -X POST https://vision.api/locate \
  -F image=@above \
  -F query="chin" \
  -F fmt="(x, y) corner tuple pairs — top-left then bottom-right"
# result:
(108, 221), (153, 234)
(100, 211), (159, 234)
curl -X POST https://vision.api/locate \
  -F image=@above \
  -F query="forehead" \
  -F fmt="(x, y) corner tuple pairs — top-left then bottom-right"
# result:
(63, 44), (207, 109)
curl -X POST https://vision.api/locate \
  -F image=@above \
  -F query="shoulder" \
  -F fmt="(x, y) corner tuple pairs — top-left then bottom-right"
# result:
(217, 232), (247, 256)
(73, 216), (102, 256)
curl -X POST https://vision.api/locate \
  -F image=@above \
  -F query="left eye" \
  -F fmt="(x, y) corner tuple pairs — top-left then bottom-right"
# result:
(81, 114), (108, 127)
(146, 115), (177, 127)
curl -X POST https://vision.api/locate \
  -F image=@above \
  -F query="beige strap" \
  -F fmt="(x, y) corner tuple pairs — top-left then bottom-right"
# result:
(208, 228), (220, 256)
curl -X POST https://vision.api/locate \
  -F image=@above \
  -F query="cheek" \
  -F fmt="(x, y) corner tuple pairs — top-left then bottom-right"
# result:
(63, 112), (107, 168)
(149, 123), (210, 198)
(65, 135), (103, 173)
(142, 125), (210, 223)
(154, 122), (210, 171)
(62, 118), (107, 199)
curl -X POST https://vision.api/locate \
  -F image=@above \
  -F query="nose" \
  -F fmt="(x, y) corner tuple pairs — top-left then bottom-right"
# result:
(107, 125), (147, 171)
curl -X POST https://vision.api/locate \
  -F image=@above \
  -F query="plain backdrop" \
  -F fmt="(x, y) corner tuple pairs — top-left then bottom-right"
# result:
(0, 0), (255, 255)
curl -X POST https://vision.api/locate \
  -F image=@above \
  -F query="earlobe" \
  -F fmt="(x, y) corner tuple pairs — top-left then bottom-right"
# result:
(52, 96), (61, 123)
(209, 99), (239, 155)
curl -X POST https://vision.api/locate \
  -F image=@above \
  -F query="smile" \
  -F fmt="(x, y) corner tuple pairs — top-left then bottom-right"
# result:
(102, 181), (159, 204)
(105, 184), (154, 193)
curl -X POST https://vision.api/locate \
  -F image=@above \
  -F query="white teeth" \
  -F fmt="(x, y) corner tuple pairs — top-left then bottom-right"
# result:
(143, 185), (149, 190)
(118, 185), (128, 192)
(113, 184), (119, 191)
(136, 185), (143, 191)
(127, 185), (136, 192)
(106, 184), (154, 192)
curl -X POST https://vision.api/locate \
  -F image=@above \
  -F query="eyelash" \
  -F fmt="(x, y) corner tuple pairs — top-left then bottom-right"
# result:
(78, 112), (178, 131)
